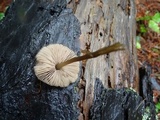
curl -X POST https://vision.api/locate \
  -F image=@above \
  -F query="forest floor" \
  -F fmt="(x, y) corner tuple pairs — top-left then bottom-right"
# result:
(136, 0), (160, 117)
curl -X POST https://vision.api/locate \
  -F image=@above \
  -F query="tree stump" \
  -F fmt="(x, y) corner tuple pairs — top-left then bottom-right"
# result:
(0, 0), (156, 120)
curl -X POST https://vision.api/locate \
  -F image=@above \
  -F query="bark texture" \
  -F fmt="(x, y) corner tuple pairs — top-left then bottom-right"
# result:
(68, 0), (139, 119)
(0, 0), (153, 120)
(0, 0), (81, 119)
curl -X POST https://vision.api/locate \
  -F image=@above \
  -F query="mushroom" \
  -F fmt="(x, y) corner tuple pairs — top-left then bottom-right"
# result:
(34, 44), (79, 87)
(34, 42), (125, 87)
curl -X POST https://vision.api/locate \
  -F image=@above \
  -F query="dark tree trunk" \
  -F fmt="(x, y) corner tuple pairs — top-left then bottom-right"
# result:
(0, 0), (81, 119)
(0, 0), (156, 120)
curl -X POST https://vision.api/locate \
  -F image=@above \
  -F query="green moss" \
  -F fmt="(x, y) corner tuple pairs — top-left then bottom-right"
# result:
(0, 13), (5, 21)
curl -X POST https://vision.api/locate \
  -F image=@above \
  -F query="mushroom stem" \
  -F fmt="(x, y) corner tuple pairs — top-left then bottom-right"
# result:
(55, 42), (125, 70)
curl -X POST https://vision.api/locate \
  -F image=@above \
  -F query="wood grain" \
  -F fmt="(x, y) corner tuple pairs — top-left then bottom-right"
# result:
(68, 0), (138, 119)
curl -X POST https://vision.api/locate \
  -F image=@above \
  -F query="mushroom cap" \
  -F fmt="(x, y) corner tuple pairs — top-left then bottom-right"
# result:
(34, 44), (80, 87)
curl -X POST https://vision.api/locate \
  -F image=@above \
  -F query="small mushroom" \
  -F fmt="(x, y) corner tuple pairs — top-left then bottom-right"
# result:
(34, 44), (80, 87)
(34, 42), (125, 87)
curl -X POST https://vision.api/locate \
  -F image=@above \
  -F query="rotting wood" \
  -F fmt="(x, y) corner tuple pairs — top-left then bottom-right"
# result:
(68, 0), (138, 120)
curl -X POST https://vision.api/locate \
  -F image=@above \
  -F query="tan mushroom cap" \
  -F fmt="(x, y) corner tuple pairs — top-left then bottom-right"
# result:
(34, 44), (80, 87)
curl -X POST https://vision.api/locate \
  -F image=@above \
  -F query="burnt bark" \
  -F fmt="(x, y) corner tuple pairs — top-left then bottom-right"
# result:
(0, 0), (156, 120)
(0, 0), (81, 119)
